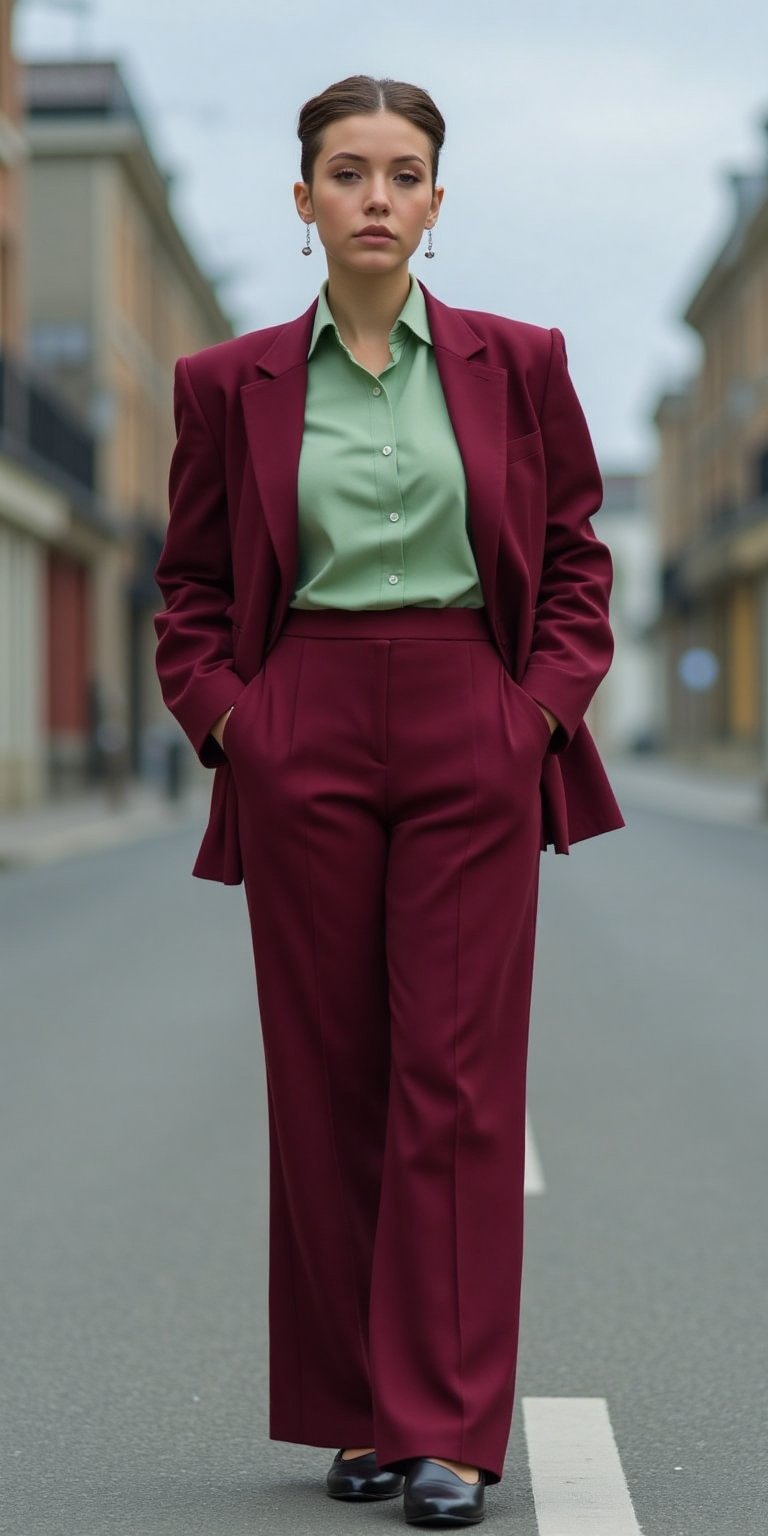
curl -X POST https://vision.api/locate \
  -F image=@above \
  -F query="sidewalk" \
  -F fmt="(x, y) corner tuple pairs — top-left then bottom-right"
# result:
(1, 752), (766, 872)
(0, 780), (210, 871)
(604, 751), (768, 831)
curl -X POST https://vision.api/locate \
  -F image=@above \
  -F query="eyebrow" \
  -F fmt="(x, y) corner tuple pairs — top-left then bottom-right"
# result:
(325, 151), (427, 167)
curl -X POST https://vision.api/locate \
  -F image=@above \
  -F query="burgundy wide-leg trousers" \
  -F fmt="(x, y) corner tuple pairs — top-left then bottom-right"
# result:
(227, 604), (548, 1486)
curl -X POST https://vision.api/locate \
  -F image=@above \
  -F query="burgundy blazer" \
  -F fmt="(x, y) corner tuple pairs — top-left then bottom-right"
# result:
(153, 278), (625, 883)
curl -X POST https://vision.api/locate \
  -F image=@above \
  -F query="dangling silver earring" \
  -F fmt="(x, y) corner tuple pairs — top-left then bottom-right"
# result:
(301, 219), (313, 256)
(424, 224), (436, 258)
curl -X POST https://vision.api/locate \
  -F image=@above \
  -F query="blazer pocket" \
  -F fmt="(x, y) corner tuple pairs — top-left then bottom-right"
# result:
(507, 675), (552, 751)
(506, 426), (543, 465)
(231, 618), (242, 657)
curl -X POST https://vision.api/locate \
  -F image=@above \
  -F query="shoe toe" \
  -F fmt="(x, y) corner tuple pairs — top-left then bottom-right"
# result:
(403, 1457), (486, 1525)
(326, 1448), (405, 1500)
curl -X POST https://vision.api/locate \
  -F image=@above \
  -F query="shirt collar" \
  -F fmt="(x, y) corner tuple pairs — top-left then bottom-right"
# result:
(307, 272), (432, 358)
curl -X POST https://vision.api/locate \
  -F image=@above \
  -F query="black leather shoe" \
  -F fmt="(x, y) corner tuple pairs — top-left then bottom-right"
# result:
(403, 1457), (486, 1525)
(326, 1447), (406, 1500)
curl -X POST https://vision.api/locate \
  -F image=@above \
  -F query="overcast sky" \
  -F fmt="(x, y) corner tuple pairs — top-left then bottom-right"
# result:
(15, 0), (768, 469)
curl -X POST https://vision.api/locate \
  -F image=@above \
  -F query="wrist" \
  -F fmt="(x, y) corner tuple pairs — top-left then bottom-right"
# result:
(213, 704), (235, 748)
(532, 699), (558, 735)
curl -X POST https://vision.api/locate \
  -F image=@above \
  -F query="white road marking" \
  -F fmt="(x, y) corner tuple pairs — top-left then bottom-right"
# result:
(525, 1113), (545, 1195)
(522, 1397), (644, 1534)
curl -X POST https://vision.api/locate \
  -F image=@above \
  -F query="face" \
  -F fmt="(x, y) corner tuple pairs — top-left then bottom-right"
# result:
(294, 110), (443, 272)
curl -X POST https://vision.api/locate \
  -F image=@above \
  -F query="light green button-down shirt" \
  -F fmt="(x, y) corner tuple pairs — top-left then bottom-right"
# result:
(290, 272), (484, 610)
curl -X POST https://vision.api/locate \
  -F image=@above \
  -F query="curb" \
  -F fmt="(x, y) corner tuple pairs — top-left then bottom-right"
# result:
(0, 788), (211, 871)
(605, 755), (768, 833)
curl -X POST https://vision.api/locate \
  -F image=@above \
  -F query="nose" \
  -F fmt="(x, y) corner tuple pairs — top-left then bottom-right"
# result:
(363, 176), (392, 215)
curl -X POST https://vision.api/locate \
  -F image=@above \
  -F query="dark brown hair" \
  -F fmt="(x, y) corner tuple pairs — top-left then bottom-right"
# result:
(297, 74), (445, 191)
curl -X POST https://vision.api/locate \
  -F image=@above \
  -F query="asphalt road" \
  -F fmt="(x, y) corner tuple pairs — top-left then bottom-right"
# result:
(0, 794), (765, 1534)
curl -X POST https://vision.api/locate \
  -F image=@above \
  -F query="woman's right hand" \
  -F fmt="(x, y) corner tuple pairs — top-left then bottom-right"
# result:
(211, 704), (235, 750)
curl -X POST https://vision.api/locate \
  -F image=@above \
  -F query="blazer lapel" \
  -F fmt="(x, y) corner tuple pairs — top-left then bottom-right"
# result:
(238, 280), (509, 635)
(239, 303), (316, 638)
(420, 282), (509, 620)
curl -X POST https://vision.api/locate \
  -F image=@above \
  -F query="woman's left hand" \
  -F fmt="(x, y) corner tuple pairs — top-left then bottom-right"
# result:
(534, 701), (559, 736)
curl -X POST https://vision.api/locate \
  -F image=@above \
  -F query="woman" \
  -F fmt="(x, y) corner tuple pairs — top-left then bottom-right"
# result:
(154, 74), (625, 1527)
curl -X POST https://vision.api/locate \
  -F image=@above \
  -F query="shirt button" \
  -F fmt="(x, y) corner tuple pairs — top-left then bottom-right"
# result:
(389, 512), (400, 522)
(382, 445), (392, 455)
(388, 574), (399, 584)
(372, 386), (382, 396)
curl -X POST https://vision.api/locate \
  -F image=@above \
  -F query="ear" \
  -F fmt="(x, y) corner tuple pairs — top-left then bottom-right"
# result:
(293, 182), (313, 220)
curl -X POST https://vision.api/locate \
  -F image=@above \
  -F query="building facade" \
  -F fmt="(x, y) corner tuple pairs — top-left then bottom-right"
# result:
(0, 6), (118, 808)
(22, 56), (233, 792)
(652, 131), (768, 773)
(594, 470), (660, 755)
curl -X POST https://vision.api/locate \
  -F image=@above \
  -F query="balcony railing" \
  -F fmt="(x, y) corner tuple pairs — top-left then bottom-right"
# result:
(661, 491), (768, 609)
(0, 347), (107, 528)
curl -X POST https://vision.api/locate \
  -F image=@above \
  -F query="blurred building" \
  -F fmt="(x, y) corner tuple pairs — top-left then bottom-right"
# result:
(0, 1), (113, 808)
(651, 119), (768, 772)
(19, 54), (233, 794)
(593, 469), (660, 755)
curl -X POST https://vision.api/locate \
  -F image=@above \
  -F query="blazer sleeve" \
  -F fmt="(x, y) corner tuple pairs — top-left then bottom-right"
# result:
(153, 355), (246, 768)
(519, 326), (615, 754)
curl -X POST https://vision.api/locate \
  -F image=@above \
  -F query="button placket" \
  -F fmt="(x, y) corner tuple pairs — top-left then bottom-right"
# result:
(371, 382), (405, 601)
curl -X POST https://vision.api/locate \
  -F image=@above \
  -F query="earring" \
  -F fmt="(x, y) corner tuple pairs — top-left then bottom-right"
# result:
(424, 224), (436, 258)
(301, 219), (312, 256)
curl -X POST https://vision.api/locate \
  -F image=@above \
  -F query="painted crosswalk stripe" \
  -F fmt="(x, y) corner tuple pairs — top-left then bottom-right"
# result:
(522, 1397), (643, 1534)
(524, 1113), (545, 1195)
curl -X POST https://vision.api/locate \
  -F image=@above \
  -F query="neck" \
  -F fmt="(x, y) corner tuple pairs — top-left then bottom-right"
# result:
(323, 259), (412, 346)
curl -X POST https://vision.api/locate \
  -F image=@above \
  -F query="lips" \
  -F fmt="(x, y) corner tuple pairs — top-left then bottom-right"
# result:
(355, 228), (395, 239)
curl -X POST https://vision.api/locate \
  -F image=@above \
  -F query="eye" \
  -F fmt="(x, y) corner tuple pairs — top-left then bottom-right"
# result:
(332, 169), (420, 184)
